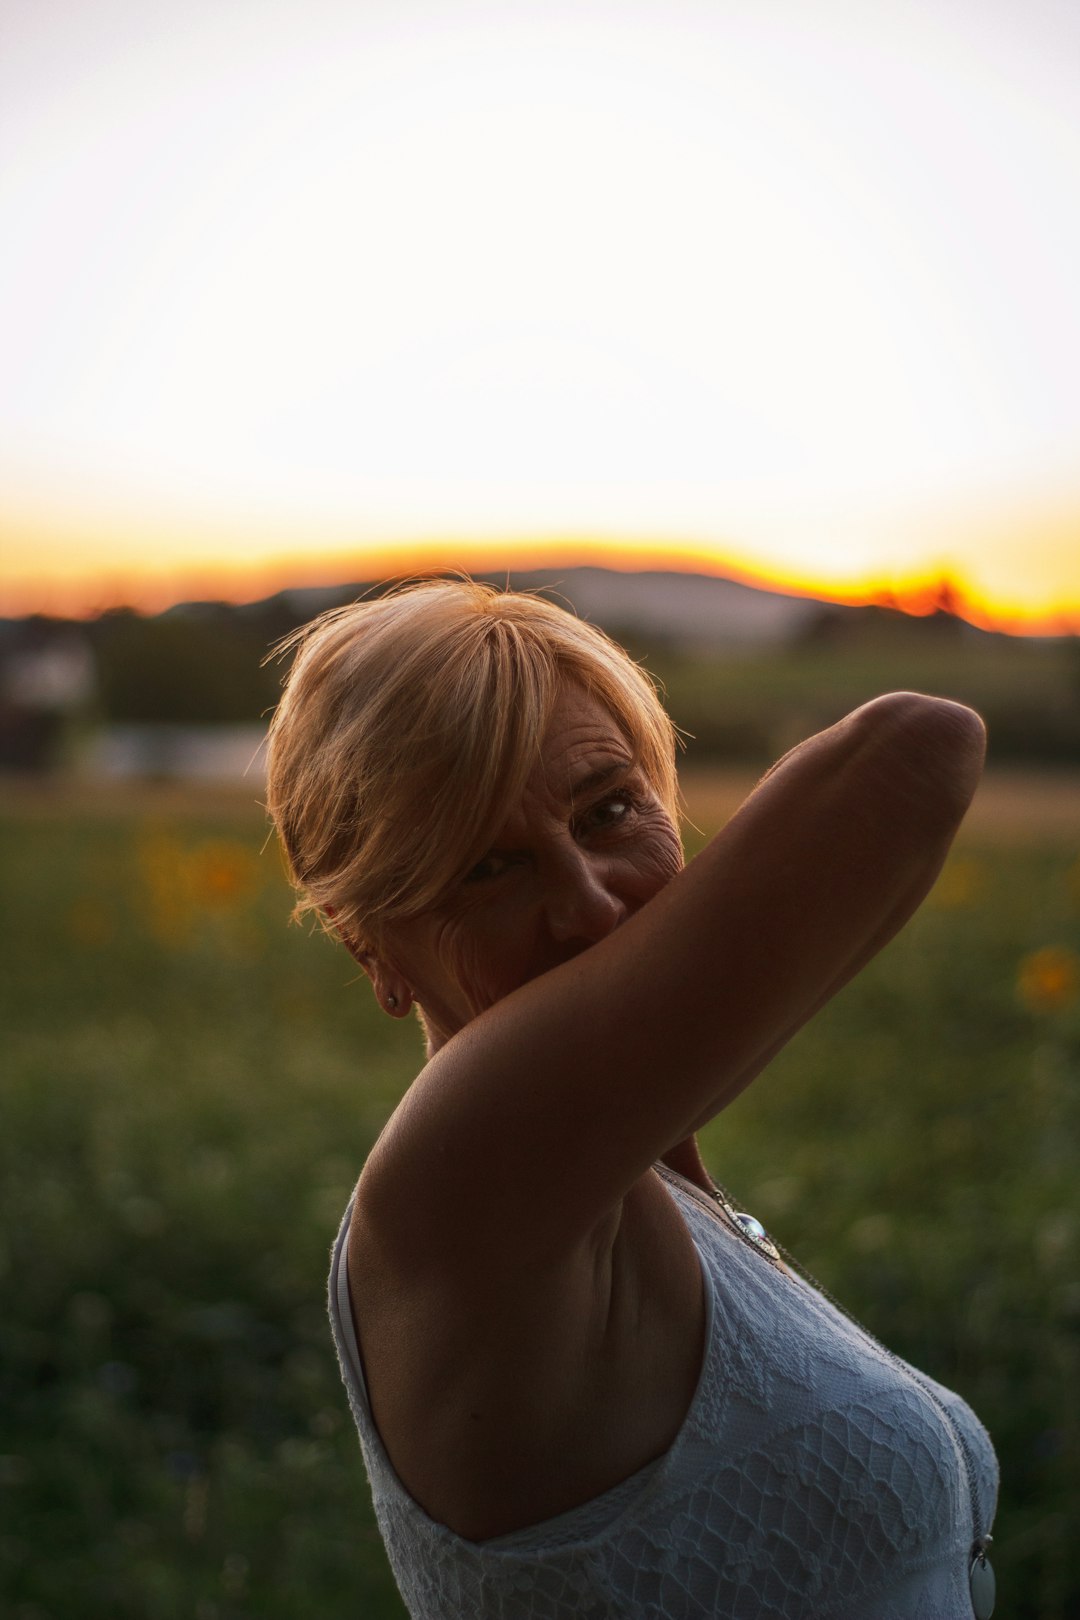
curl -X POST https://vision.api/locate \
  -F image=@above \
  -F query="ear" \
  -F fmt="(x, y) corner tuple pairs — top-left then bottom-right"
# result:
(356, 952), (411, 1017)
(361, 956), (414, 1020)
(325, 907), (413, 1018)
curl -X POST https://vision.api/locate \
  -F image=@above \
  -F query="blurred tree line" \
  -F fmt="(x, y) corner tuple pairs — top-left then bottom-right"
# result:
(90, 602), (294, 725)
(635, 607), (1080, 767)
(3, 582), (1080, 765)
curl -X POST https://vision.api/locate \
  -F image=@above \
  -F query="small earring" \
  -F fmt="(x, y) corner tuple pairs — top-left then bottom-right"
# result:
(386, 994), (399, 1011)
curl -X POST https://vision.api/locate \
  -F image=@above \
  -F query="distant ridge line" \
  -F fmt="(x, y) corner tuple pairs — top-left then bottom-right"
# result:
(258, 564), (1012, 648)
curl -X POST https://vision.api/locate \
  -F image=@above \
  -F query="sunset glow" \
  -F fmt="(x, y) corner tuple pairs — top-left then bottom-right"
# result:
(4, 518), (1077, 637)
(3, 0), (1079, 631)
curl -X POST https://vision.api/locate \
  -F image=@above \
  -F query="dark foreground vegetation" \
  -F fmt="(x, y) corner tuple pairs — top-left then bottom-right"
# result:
(2, 780), (1079, 1619)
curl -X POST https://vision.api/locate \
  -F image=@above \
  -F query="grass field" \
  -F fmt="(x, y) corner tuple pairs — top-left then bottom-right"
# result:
(2, 770), (1079, 1619)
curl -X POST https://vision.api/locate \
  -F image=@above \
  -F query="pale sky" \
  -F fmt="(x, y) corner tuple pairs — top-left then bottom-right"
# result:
(2, 0), (1079, 620)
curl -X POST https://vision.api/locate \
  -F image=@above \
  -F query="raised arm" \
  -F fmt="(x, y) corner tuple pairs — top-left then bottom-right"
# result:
(361, 692), (985, 1263)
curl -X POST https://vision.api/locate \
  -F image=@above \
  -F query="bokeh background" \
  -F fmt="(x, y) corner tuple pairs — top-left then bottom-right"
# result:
(2, 1), (1079, 1616)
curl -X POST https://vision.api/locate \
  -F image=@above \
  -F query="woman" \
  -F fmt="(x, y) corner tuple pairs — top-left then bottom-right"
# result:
(266, 578), (998, 1620)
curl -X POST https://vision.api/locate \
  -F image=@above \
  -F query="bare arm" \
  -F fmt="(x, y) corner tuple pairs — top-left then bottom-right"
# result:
(360, 692), (986, 1266)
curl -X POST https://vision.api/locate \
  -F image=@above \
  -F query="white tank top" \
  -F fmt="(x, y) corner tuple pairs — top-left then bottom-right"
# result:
(328, 1168), (998, 1619)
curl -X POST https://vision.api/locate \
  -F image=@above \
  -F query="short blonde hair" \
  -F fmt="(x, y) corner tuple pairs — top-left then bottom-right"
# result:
(265, 577), (679, 950)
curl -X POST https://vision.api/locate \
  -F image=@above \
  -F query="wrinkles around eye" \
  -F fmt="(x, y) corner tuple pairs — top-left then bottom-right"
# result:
(464, 852), (520, 884)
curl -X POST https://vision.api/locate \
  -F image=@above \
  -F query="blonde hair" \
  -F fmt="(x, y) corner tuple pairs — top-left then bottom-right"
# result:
(265, 577), (679, 950)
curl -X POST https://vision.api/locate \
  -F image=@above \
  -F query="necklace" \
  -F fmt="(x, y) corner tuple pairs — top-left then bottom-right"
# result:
(655, 1163), (997, 1619)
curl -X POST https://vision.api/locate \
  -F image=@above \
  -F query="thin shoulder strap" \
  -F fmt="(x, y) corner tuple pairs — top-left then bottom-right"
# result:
(329, 1198), (372, 1408)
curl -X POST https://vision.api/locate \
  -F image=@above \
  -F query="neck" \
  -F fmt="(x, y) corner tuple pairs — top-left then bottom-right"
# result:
(660, 1136), (712, 1193)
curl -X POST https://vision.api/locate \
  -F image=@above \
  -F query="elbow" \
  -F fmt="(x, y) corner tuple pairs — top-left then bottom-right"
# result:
(862, 690), (986, 751)
(850, 692), (987, 829)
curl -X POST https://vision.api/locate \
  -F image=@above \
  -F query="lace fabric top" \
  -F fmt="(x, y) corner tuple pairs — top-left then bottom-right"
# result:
(328, 1169), (998, 1619)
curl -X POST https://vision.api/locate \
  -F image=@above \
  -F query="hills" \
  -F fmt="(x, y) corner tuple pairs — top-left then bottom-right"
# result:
(270, 566), (825, 651)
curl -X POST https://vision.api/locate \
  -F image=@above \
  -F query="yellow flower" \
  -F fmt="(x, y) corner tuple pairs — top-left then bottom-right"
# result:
(136, 829), (193, 945)
(1017, 946), (1080, 1013)
(134, 829), (260, 945)
(188, 839), (260, 909)
(929, 856), (984, 910)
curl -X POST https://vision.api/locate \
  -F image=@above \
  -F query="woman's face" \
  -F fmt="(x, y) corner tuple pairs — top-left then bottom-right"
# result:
(375, 683), (683, 1052)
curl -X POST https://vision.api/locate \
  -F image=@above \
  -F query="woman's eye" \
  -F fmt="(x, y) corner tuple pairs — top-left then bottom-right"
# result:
(464, 853), (513, 884)
(582, 793), (634, 831)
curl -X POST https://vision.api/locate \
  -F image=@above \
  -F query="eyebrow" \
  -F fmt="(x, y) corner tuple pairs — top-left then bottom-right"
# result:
(567, 758), (633, 803)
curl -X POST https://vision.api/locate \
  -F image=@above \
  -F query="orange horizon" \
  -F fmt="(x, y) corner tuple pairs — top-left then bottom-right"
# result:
(3, 536), (1079, 637)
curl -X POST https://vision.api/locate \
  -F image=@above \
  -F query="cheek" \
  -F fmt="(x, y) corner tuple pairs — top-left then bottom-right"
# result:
(625, 816), (684, 895)
(431, 913), (522, 1013)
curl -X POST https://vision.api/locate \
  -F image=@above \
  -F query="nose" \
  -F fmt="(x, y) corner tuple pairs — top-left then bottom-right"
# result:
(542, 850), (627, 945)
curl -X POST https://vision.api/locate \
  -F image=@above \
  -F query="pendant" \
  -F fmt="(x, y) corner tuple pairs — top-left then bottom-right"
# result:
(732, 1211), (782, 1262)
(969, 1550), (995, 1618)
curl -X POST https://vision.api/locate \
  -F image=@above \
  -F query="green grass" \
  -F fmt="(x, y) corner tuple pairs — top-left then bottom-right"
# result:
(2, 786), (1078, 1619)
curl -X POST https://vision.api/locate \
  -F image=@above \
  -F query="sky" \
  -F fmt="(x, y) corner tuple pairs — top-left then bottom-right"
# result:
(2, 0), (1079, 628)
